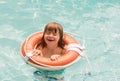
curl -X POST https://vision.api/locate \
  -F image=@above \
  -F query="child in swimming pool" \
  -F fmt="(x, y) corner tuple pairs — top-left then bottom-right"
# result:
(32, 22), (66, 81)
(32, 22), (66, 61)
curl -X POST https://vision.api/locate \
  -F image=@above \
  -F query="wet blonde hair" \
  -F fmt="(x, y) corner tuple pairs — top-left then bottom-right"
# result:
(36, 22), (65, 49)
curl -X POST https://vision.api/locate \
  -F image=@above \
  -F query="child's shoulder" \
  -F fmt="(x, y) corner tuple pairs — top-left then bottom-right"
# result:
(61, 45), (67, 54)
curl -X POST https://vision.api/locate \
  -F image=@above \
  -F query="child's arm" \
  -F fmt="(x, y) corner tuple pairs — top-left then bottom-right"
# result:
(32, 49), (43, 56)
(50, 48), (67, 61)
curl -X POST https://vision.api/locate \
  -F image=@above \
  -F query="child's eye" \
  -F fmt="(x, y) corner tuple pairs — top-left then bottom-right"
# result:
(46, 31), (57, 36)
(53, 33), (57, 36)
(46, 32), (50, 35)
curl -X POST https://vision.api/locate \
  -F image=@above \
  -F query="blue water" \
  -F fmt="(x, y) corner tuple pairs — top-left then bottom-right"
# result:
(0, 0), (120, 81)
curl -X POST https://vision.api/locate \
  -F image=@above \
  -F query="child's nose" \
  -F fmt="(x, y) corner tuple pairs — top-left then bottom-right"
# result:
(49, 33), (54, 36)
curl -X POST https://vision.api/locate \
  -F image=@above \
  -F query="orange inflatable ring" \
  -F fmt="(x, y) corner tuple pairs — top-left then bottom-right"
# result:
(21, 32), (83, 71)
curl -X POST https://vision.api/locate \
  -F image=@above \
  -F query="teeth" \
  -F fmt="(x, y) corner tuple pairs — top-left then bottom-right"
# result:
(48, 39), (53, 41)
(47, 38), (54, 41)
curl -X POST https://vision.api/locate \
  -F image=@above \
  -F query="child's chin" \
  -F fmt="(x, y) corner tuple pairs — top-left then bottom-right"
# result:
(46, 41), (55, 45)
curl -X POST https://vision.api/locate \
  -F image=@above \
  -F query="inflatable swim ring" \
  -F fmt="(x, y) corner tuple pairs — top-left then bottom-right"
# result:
(21, 32), (84, 71)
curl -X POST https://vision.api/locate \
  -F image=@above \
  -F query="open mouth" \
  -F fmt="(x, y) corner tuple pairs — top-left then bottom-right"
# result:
(47, 38), (55, 42)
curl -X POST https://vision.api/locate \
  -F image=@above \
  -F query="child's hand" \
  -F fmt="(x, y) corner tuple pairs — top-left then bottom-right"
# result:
(50, 54), (61, 61)
(32, 49), (43, 56)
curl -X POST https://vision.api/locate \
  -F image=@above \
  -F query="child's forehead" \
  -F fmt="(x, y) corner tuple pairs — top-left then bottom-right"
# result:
(46, 26), (59, 32)
(46, 29), (59, 34)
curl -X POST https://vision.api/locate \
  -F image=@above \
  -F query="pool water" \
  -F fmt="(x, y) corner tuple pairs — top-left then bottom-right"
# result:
(0, 0), (120, 81)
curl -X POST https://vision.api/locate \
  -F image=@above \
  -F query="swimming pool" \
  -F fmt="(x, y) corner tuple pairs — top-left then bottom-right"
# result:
(0, 0), (120, 81)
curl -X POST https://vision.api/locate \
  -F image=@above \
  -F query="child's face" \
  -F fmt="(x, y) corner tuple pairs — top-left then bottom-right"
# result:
(44, 30), (60, 47)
